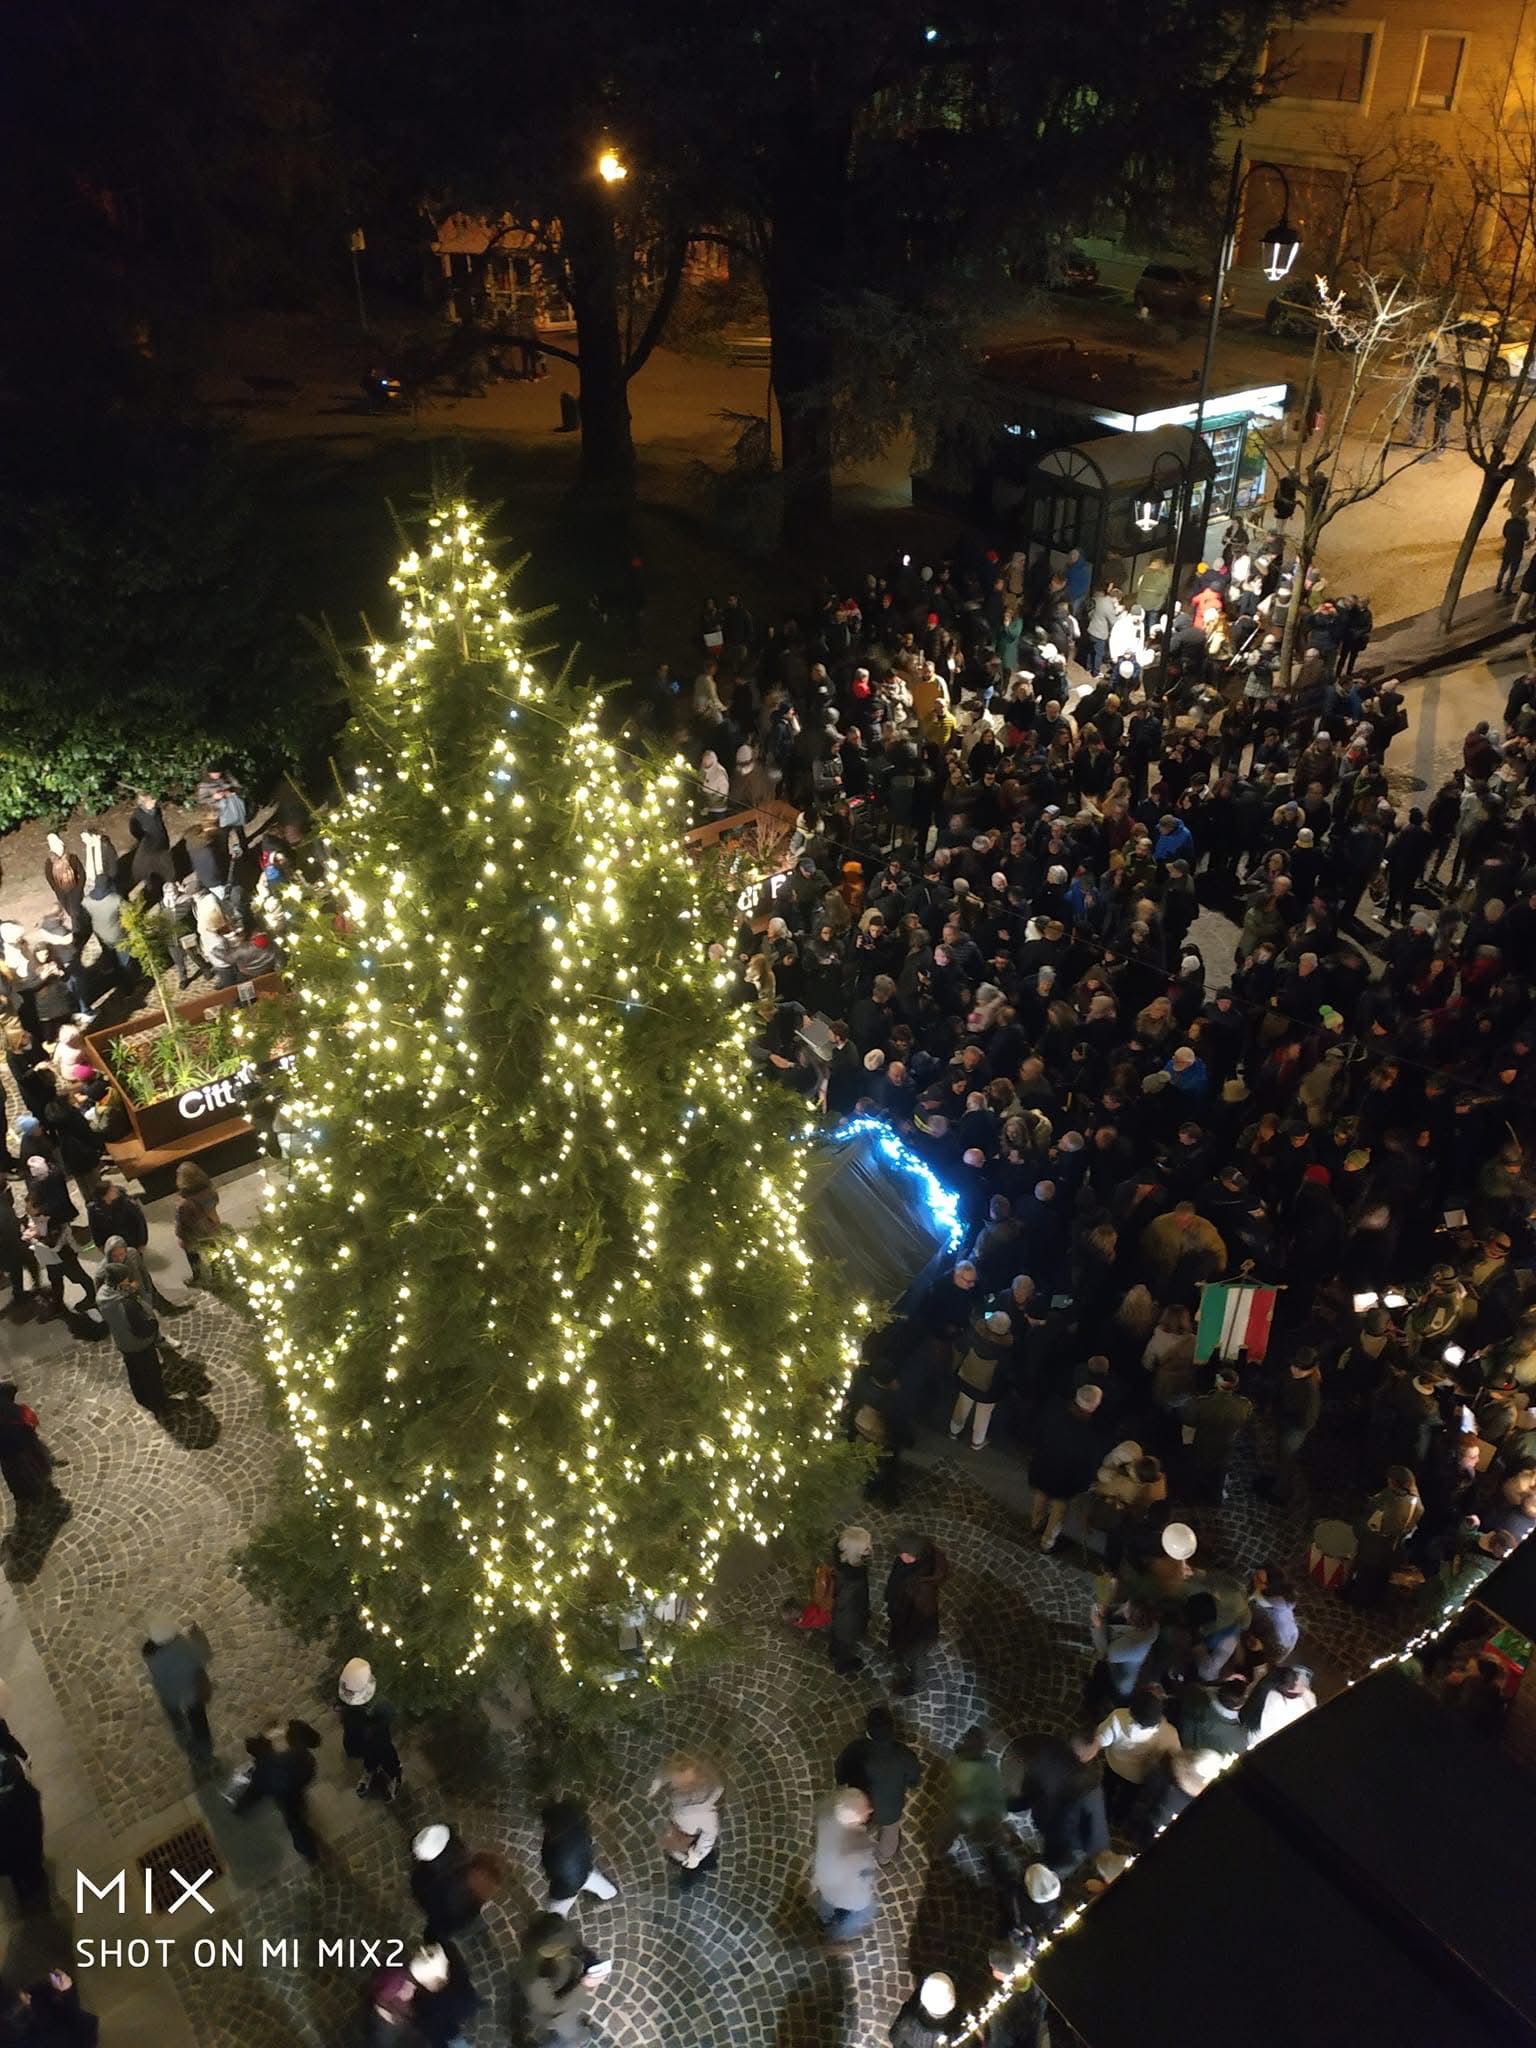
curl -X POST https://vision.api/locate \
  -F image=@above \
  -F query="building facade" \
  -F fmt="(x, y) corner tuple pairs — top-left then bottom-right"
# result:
(1232, 1), (1536, 291)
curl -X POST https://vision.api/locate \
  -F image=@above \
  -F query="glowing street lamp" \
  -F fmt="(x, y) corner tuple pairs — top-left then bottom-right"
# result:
(1134, 447), (1190, 535)
(1261, 213), (1302, 282)
(597, 149), (628, 185)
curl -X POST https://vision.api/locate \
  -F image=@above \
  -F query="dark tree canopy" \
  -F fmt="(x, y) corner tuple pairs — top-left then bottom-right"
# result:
(698, 0), (1297, 521)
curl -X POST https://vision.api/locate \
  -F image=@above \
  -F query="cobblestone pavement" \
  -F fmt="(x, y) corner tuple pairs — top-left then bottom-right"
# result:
(2, 1292), (1405, 2047)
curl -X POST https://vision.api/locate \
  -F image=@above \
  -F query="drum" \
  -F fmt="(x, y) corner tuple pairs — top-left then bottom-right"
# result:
(1308, 1518), (1357, 1592)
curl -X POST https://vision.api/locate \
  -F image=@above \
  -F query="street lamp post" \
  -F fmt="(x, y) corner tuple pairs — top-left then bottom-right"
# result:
(348, 227), (370, 335)
(1158, 145), (1300, 679)
(1134, 446), (1192, 538)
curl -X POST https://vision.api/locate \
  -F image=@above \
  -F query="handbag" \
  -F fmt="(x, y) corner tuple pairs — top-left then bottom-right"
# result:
(222, 1760), (254, 1808)
(796, 1560), (835, 1629)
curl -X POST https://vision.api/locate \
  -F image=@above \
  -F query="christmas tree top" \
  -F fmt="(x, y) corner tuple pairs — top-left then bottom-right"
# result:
(240, 503), (859, 1696)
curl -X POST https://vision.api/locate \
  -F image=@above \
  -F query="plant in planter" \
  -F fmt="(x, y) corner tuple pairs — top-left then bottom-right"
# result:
(108, 1005), (246, 1108)
(106, 900), (285, 1126)
(119, 898), (190, 1062)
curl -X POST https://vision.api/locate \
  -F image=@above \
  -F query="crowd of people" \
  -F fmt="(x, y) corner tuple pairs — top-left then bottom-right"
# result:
(0, 771), (311, 1441)
(675, 509), (1536, 2019)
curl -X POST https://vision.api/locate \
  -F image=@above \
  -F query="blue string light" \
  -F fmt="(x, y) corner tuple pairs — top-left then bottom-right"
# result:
(826, 1114), (964, 1249)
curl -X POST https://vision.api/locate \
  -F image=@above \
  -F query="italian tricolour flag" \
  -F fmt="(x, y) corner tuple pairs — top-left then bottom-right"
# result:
(1195, 1281), (1279, 1363)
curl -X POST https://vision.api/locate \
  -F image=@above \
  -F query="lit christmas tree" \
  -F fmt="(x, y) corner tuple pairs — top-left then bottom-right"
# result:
(240, 502), (860, 1704)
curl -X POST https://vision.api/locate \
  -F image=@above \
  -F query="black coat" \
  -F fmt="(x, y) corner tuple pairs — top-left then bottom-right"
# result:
(3, 1977), (99, 2047)
(410, 1835), (483, 1941)
(890, 1995), (948, 2048)
(825, 1041), (865, 1117)
(1028, 1402), (1103, 1500)
(413, 1947), (481, 2048)
(86, 1192), (148, 1251)
(828, 1558), (870, 1651)
(835, 1733), (922, 1825)
(0, 1403), (52, 1501)
(884, 1548), (949, 1655)
(0, 1757), (44, 1881)
(540, 1798), (594, 1896)
(338, 1700), (399, 1776)
(241, 1732), (317, 1812)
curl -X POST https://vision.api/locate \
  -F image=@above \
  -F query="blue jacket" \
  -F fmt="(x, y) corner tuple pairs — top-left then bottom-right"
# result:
(1154, 820), (1194, 863)
(1166, 1054), (1209, 1096)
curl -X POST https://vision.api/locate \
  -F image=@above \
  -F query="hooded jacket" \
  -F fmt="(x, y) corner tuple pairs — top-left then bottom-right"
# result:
(95, 1264), (158, 1355)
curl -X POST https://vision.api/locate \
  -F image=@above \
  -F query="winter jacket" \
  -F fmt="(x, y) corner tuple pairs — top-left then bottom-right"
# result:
(812, 1802), (878, 1911)
(1174, 1684), (1250, 1758)
(884, 1549), (949, 1655)
(834, 1733), (921, 1826)
(86, 1191), (148, 1251)
(1182, 1389), (1254, 1471)
(955, 1315), (1011, 1398)
(658, 1779), (722, 1868)
(1028, 1402), (1103, 1501)
(828, 1558), (870, 1650)
(409, 1832), (484, 1940)
(95, 1276), (158, 1357)
(143, 1632), (209, 1713)
(540, 1798), (595, 1897)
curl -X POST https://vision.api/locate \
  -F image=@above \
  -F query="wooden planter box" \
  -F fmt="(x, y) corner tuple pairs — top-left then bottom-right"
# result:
(85, 974), (287, 1173)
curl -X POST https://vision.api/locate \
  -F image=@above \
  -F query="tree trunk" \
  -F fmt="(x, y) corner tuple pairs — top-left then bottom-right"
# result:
(1276, 535), (1315, 692)
(1438, 465), (1507, 632)
(561, 187), (636, 489)
(764, 128), (852, 539)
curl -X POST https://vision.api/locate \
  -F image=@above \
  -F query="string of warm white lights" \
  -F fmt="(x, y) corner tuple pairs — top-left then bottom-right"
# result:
(234, 504), (865, 1685)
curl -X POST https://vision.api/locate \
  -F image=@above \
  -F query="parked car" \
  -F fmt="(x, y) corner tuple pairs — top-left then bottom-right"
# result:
(1132, 263), (1233, 320)
(1439, 311), (1536, 383)
(1059, 245), (1100, 290)
(1264, 280), (1359, 349)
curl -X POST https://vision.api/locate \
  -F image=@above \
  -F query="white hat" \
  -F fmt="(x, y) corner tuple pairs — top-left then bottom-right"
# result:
(986, 1312), (1012, 1338)
(863, 1048), (886, 1072)
(735, 745), (754, 766)
(408, 1945), (450, 1990)
(1075, 1384), (1103, 1413)
(412, 1825), (451, 1862)
(919, 1975), (957, 2018)
(1162, 1521), (1198, 1562)
(1094, 1850), (1130, 1883)
(338, 1657), (376, 1705)
(1025, 1862), (1062, 1903)
(1104, 1439), (1142, 1470)
(145, 1615), (180, 1646)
